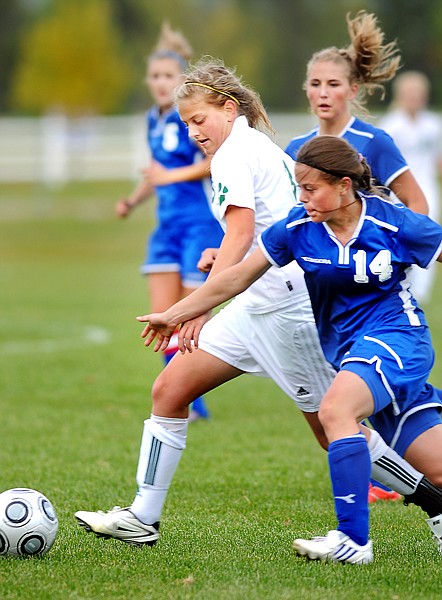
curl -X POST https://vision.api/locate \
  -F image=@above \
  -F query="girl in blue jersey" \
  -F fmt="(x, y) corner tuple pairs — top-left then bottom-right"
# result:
(115, 23), (223, 420)
(285, 11), (428, 216)
(136, 136), (442, 563)
(286, 9), (429, 502)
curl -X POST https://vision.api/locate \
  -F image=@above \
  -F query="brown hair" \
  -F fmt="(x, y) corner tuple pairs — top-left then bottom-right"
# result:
(175, 56), (274, 136)
(296, 136), (382, 197)
(305, 11), (401, 112)
(147, 21), (192, 73)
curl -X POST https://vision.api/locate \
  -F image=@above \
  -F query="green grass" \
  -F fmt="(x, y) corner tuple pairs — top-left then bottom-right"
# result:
(0, 181), (441, 599)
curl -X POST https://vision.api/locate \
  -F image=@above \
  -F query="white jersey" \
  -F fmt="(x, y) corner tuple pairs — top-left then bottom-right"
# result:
(379, 109), (442, 222)
(210, 116), (307, 313)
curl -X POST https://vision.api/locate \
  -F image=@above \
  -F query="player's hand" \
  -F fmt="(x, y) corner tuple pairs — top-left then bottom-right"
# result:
(197, 248), (219, 272)
(136, 313), (177, 352)
(115, 198), (132, 218)
(177, 312), (212, 353)
(143, 161), (171, 186)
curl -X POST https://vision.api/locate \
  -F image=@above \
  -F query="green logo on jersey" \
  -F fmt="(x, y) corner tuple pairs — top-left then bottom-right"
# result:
(214, 182), (229, 205)
(283, 160), (297, 201)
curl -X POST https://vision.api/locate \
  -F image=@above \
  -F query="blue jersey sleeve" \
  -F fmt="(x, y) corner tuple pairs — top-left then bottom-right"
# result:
(398, 209), (442, 268)
(285, 131), (316, 160)
(364, 129), (408, 187)
(259, 213), (296, 268)
(285, 139), (300, 159)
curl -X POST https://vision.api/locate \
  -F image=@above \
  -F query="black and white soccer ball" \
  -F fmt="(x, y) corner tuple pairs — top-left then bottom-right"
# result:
(0, 488), (58, 557)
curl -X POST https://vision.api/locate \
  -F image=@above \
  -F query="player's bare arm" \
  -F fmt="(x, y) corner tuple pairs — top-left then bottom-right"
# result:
(137, 247), (272, 353)
(389, 170), (429, 215)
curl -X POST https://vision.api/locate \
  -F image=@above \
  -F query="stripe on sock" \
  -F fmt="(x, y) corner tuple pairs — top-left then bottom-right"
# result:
(374, 456), (418, 488)
(144, 437), (162, 485)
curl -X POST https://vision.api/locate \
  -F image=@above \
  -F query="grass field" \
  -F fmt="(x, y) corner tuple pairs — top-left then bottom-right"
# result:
(1, 181), (442, 599)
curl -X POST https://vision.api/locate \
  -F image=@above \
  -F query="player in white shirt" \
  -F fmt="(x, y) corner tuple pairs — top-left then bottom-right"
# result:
(135, 136), (442, 562)
(380, 71), (442, 303)
(75, 59), (442, 551)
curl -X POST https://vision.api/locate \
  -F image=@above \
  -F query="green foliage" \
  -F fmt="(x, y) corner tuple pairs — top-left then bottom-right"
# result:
(5, 0), (442, 113)
(0, 180), (442, 598)
(11, 0), (135, 115)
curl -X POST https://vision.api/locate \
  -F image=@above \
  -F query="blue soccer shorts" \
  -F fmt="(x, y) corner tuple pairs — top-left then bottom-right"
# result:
(340, 326), (442, 455)
(141, 221), (223, 288)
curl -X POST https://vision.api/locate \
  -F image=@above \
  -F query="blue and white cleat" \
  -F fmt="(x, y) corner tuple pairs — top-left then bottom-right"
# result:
(293, 529), (373, 564)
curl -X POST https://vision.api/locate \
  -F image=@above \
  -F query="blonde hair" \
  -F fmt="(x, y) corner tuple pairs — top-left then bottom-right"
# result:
(306, 11), (401, 113)
(175, 56), (274, 136)
(147, 21), (192, 73)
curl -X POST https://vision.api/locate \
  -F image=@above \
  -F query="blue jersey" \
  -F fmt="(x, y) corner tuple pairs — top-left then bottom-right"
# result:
(259, 194), (442, 370)
(285, 117), (408, 188)
(147, 106), (216, 228)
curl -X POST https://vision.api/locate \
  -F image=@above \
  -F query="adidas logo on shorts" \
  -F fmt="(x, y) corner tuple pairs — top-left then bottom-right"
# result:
(296, 387), (309, 397)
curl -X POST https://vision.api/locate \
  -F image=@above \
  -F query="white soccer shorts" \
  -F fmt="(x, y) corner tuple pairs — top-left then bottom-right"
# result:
(198, 298), (336, 412)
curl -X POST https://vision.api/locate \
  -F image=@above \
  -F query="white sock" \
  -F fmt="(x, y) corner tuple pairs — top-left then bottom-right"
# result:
(130, 414), (188, 525)
(368, 429), (423, 495)
(426, 515), (442, 551)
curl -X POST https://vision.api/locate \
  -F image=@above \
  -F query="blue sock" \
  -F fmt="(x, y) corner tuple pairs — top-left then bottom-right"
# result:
(163, 351), (209, 418)
(370, 479), (391, 491)
(328, 433), (370, 546)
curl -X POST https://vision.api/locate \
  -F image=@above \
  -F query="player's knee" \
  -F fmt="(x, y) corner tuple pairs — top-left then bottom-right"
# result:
(318, 402), (338, 432)
(151, 369), (192, 413)
(428, 471), (442, 488)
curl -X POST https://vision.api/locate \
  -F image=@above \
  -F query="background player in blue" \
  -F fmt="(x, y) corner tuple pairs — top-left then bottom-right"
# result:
(285, 11), (428, 217)
(115, 23), (223, 420)
(134, 136), (442, 562)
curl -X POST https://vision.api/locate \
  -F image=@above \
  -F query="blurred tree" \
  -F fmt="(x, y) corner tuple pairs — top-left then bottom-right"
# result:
(0, 2), (30, 111)
(376, 0), (442, 108)
(5, 0), (442, 115)
(10, 0), (135, 115)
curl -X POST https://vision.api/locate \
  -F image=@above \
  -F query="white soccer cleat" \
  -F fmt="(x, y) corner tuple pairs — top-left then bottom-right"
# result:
(293, 529), (373, 564)
(75, 506), (159, 547)
(426, 514), (442, 553)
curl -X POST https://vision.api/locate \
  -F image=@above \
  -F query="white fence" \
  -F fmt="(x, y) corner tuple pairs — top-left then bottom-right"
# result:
(0, 113), (316, 184)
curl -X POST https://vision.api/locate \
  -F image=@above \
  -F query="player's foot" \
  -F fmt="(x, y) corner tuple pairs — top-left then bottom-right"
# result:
(426, 514), (442, 553)
(189, 396), (210, 422)
(368, 483), (402, 503)
(189, 409), (209, 422)
(75, 506), (159, 547)
(293, 530), (373, 564)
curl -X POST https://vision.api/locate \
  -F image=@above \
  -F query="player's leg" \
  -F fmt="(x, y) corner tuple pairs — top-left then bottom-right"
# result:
(245, 307), (422, 505)
(400, 415), (442, 552)
(180, 285), (211, 420)
(130, 349), (242, 525)
(148, 272), (210, 418)
(75, 347), (243, 546)
(179, 219), (224, 420)
(294, 370), (374, 564)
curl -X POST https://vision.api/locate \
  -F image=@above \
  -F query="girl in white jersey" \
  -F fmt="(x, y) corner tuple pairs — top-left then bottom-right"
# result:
(75, 59), (442, 551)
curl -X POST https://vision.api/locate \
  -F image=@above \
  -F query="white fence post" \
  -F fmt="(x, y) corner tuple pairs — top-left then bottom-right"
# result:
(40, 112), (69, 186)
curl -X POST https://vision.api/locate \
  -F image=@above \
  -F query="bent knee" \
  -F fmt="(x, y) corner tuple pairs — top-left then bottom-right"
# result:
(151, 369), (194, 413)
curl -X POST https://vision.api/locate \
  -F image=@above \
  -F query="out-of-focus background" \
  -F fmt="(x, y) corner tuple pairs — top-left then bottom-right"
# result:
(1, 0), (442, 184)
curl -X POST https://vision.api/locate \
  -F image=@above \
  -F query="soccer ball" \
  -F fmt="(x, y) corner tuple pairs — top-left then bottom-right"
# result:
(0, 488), (58, 557)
